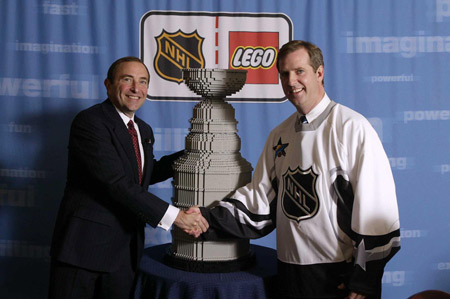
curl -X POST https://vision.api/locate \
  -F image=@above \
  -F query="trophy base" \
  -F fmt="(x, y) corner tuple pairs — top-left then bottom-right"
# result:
(164, 246), (256, 273)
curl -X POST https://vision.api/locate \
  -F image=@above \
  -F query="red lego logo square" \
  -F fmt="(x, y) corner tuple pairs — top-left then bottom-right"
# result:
(229, 32), (279, 84)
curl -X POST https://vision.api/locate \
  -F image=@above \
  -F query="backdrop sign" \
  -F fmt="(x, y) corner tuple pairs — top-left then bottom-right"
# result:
(140, 11), (293, 102)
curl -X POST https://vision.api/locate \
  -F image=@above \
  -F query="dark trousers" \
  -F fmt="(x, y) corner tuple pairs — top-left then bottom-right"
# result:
(48, 258), (136, 299)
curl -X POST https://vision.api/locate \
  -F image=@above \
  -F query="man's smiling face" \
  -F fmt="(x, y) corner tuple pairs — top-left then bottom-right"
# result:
(105, 61), (149, 118)
(279, 47), (324, 115)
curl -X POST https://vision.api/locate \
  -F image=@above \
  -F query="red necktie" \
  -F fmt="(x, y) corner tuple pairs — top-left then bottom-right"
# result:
(127, 120), (142, 184)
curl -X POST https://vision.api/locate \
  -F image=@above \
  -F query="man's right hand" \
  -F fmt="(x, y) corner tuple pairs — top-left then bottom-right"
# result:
(174, 206), (209, 238)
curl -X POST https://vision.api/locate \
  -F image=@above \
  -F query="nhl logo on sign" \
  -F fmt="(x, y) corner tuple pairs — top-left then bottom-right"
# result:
(281, 167), (319, 222)
(154, 29), (205, 83)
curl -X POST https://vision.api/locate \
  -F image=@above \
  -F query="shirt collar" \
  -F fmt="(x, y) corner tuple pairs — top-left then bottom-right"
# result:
(114, 106), (135, 127)
(299, 93), (331, 123)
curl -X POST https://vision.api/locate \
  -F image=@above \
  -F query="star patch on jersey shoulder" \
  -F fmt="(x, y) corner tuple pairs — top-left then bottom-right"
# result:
(273, 137), (289, 158)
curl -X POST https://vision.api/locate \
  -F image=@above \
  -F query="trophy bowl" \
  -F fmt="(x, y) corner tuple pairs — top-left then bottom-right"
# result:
(182, 68), (247, 99)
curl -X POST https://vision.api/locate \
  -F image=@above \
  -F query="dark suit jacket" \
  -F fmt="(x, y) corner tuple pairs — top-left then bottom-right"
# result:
(50, 99), (183, 272)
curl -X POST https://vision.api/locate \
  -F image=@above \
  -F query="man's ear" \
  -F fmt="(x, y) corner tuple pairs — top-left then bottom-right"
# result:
(104, 78), (110, 88)
(316, 65), (324, 84)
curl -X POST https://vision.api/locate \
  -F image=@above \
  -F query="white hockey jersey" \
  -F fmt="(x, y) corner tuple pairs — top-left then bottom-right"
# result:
(203, 94), (401, 298)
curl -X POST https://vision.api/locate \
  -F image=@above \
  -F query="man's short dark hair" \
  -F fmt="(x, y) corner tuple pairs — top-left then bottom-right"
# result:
(106, 56), (150, 83)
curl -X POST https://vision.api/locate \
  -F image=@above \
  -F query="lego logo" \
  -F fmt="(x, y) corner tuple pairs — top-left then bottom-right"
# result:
(231, 46), (277, 69)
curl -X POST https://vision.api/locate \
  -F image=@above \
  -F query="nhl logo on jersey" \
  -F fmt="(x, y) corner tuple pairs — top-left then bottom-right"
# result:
(281, 166), (319, 222)
(154, 29), (205, 83)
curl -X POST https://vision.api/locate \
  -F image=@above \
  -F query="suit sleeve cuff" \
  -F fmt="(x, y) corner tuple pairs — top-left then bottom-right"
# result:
(157, 205), (180, 231)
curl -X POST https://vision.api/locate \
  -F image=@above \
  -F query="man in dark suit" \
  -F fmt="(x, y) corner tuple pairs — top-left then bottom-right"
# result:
(49, 56), (208, 298)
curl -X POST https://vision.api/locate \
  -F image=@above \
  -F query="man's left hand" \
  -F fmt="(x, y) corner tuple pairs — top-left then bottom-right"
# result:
(337, 283), (366, 299)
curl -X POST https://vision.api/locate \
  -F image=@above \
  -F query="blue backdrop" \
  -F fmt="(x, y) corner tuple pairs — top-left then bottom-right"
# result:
(1, 0), (449, 298)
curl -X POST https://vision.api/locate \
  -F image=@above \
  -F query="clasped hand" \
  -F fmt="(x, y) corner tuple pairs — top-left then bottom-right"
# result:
(174, 206), (209, 238)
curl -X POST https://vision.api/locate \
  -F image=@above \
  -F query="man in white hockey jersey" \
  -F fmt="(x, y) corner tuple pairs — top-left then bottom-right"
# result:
(199, 40), (401, 298)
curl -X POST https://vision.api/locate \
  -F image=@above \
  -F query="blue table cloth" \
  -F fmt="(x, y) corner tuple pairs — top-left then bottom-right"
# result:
(134, 243), (277, 299)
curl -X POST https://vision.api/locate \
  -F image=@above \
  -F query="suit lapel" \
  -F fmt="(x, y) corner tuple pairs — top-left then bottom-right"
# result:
(101, 100), (141, 184)
(135, 116), (154, 186)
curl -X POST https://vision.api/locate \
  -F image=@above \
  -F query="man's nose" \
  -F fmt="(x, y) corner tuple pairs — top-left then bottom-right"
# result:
(130, 80), (138, 91)
(287, 73), (297, 86)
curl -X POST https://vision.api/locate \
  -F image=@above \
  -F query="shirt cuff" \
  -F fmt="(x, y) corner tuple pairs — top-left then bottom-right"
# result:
(157, 205), (180, 231)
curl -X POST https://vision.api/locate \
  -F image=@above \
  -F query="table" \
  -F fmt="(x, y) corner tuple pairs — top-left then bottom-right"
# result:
(134, 243), (277, 299)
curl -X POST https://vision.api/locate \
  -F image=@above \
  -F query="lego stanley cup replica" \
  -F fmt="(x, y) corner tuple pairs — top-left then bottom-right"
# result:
(167, 68), (254, 272)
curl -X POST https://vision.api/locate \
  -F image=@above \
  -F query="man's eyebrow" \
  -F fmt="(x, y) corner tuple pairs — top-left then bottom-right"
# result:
(119, 74), (148, 81)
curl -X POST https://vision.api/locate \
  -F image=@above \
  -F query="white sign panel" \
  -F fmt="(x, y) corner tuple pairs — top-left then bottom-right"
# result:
(140, 11), (293, 102)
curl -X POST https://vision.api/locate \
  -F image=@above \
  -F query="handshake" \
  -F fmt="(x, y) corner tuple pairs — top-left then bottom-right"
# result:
(173, 206), (209, 238)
